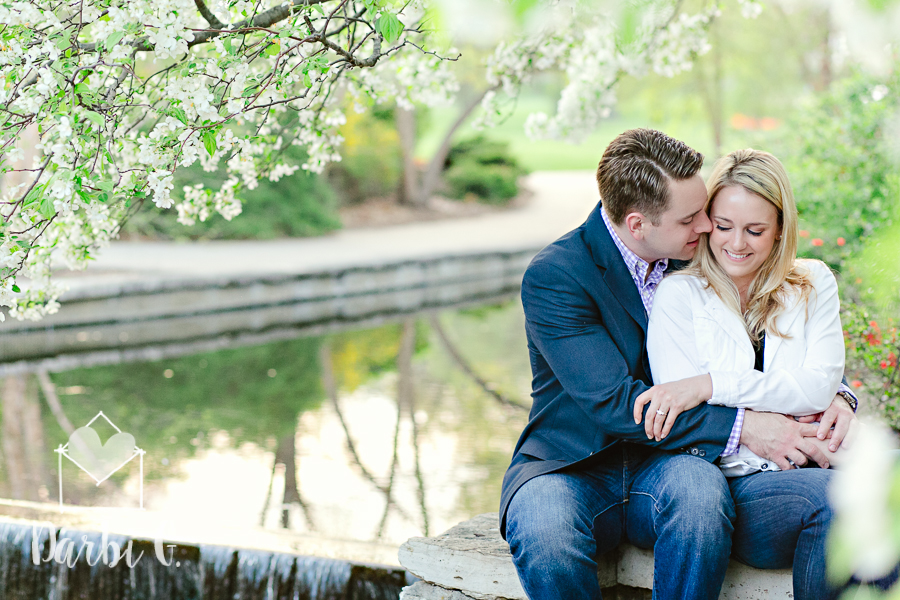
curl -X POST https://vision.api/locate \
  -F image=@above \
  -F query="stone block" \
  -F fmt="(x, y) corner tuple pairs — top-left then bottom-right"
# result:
(399, 514), (527, 600)
(399, 513), (795, 600)
(400, 581), (480, 600)
(616, 543), (793, 598)
(398, 513), (615, 600)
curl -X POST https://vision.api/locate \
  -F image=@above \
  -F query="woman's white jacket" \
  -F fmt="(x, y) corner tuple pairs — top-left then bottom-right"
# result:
(646, 260), (845, 474)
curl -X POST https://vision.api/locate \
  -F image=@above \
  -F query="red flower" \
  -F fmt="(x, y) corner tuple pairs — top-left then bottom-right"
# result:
(799, 230), (810, 238)
(881, 360), (890, 369)
(837, 237), (846, 246)
(811, 238), (824, 246)
(889, 352), (898, 367)
(851, 380), (863, 388)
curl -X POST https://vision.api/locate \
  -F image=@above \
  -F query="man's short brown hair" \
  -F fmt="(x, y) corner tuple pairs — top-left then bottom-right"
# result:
(596, 129), (704, 226)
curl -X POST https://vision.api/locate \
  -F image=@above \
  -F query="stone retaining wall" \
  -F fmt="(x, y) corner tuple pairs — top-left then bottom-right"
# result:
(1, 249), (536, 373)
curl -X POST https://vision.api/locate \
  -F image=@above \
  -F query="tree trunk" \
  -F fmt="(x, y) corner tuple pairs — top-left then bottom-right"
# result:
(273, 430), (315, 531)
(397, 319), (416, 411)
(417, 91), (492, 206)
(710, 24), (723, 159)
(37, 370), (76, 436)
(395, 106), (421, 206)
(397, 319), (429, 536)
(818, 7), (832, 91)
(21, 375), (47, 498)
(2, 374), (44, 501)
(696, 20), (723, 159)
(276, 433), (298, 528)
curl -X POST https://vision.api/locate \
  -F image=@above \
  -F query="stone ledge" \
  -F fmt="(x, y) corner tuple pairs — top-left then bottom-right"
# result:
(399, 513), (793, 600)
(401, 581), (481, 600)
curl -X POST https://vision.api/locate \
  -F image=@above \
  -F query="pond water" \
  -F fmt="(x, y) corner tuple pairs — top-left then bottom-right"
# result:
(0, 300), (531, 550)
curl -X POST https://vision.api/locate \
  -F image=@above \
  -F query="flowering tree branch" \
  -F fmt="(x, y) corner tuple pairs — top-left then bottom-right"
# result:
(0, 0), (761, 322)
(193, 0), (228, 30)
(0, 0), (457, 320)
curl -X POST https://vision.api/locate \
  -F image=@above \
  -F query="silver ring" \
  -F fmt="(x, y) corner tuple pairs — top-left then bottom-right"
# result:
(656, 409), (667, 416)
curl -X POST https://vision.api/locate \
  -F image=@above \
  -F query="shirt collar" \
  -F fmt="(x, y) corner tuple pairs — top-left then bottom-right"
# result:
(600, 205), (668, 287)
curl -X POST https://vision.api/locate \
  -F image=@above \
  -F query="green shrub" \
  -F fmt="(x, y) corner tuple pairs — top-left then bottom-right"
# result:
(842, 299), (900, 426)
(327, 107), (402, 204)
(445, 162), (521, 204)
(121, 146), (341, 240)
(444, 135), (526, 204)
(771, 66), (900, 269)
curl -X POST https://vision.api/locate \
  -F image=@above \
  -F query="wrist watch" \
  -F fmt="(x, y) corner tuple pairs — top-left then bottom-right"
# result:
(837, 390), (858, 412)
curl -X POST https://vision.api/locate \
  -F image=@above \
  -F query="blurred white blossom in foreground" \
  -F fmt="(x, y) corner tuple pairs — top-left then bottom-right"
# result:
(830, 420), (900, 583)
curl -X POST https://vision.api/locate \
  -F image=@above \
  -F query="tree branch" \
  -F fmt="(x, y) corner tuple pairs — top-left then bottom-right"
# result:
(429, 314), (529, 411)
(36, 370), (76, 437)
(194, 0), (227, 30)
(417, 88), (495, 205)
(80, 0), (333, 53)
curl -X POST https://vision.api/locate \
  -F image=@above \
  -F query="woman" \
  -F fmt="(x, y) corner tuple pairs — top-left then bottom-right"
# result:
(639, 148), (845, 475)
(637, 148), (846, 600)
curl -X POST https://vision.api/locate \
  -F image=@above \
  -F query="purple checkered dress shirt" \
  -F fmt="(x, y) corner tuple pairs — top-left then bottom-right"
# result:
(599, 207), (745, 455)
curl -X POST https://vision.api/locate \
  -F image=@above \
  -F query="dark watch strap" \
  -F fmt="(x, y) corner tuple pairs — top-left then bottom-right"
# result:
(838, 390), (858, 412)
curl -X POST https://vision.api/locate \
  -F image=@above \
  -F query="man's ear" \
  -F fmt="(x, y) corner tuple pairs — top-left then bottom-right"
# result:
(623, 212), (648, 241)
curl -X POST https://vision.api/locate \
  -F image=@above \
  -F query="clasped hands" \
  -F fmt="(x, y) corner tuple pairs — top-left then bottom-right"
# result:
(633, 375), (858, 471)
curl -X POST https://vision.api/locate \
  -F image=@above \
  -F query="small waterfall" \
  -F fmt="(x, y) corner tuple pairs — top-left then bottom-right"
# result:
(0, 521), (409, 599)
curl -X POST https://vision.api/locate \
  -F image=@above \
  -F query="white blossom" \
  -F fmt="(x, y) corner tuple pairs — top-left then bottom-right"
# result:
(830, 421), (900, 580)
(0, 0), (751, 321)
(737, 0), (763, 19)
(478, 2), (716, 142)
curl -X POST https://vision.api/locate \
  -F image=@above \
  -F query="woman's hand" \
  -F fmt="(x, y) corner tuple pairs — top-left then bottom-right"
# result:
(795, 393), (859, 452)
(633, 374), (713, 441)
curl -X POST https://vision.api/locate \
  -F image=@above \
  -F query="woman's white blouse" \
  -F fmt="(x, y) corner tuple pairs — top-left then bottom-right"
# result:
(646, 259), (845, 476)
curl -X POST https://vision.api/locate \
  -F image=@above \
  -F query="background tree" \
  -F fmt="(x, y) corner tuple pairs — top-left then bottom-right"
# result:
(0, 0), (457, 320)
(3, 0), (897, 323)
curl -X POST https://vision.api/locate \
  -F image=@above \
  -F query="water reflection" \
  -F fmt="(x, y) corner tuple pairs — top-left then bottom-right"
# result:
(0, 301), (531, 547)
(1, 373), (49, 501)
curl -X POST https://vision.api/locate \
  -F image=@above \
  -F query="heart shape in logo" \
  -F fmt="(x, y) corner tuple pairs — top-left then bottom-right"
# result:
(67, 426), (136, 482)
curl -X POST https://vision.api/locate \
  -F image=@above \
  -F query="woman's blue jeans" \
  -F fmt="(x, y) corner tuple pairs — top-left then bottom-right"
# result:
(505, 443), (837, 600)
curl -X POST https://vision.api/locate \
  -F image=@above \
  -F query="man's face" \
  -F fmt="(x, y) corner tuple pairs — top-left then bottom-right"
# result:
(640, 174), (712, 262)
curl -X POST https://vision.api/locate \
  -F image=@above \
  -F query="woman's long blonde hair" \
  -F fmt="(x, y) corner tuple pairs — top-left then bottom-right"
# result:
(685, 149), (814, 341)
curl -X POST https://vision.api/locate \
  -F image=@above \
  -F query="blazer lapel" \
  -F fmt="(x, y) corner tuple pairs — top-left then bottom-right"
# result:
(584, 204), (649, 332)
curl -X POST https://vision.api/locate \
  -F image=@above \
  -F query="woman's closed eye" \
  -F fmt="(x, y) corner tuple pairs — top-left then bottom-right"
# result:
(715, 224), (763, 237)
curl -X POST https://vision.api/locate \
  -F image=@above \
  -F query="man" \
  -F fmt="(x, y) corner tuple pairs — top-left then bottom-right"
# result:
(501, 129), (857, 600)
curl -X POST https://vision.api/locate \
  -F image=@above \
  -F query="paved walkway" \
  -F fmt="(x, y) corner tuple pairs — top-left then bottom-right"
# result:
(55, 171), (599, 296)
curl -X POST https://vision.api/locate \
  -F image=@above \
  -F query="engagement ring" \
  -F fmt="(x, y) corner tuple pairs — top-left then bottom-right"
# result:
(656, 409), (667, 416)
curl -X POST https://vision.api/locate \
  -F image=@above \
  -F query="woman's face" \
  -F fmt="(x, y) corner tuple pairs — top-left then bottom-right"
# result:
(708, 185), (781, 287)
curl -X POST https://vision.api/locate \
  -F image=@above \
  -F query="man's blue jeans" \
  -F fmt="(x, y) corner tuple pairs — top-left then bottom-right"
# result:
(505, 443), (837, 600)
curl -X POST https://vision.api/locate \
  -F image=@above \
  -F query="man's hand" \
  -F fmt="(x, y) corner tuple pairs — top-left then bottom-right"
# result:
(740, 411), (830, 471)
(795, 394), (859, 452)
(633, 374), (712, 441)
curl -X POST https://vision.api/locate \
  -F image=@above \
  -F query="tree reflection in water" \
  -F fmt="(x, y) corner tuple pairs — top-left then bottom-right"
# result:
(0, 301), (531, 545)
(1, 374), (47, 501)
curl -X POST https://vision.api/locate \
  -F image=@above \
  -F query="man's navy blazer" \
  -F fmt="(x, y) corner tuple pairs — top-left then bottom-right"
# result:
(499, 202), (739, 538)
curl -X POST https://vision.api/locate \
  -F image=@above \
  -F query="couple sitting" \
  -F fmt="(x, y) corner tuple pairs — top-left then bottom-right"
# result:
(501, 129), (859, 599)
